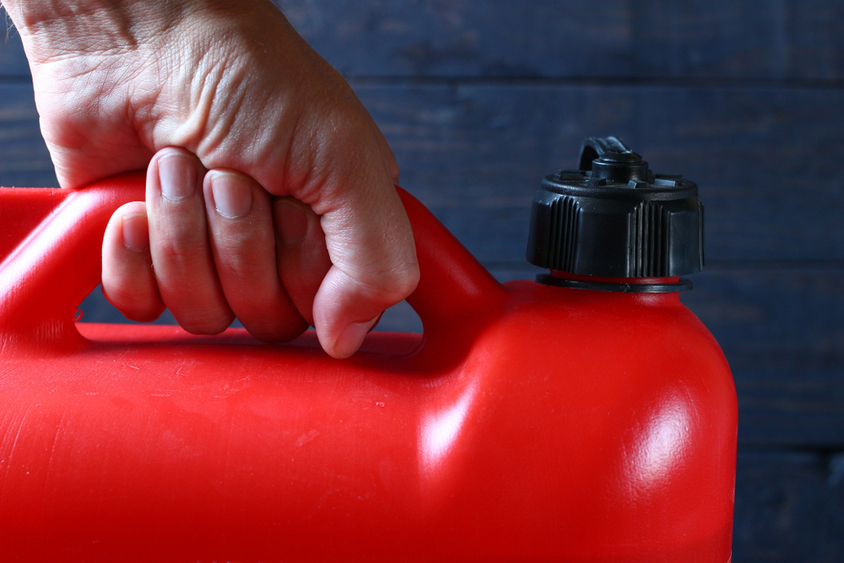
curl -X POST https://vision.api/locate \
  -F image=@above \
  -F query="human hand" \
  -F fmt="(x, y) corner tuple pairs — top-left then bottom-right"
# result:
(3, 0), (419, 358)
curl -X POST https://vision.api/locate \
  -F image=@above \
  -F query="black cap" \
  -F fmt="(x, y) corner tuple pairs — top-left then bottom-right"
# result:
(526, 137), (704, 289)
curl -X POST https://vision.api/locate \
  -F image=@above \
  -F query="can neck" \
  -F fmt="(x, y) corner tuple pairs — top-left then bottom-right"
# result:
(536, 270), (692, 293)
(551, 270), (679, 285)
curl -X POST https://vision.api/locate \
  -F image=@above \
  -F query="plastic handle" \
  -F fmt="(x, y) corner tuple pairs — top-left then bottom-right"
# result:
(397, 187), (506, 329)
(0, 173), (146, 352)
(0, 173), (505, 351)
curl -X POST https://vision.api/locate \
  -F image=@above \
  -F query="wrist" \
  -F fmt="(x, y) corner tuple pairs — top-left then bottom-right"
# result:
(2, 1), (172, 62)
(2, 0), (282, 64)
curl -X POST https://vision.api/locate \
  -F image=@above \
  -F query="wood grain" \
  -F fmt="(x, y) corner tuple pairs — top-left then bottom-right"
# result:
(276, 0), (844, 81)
(734, 450), (844, 563)
(3, 1), (844, 80)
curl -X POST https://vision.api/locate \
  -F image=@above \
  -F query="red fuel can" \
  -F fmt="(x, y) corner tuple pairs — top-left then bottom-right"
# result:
(0, 138), (736, 562)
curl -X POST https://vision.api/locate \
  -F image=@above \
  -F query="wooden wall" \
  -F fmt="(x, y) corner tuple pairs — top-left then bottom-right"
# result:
(2, 1), (843, 559)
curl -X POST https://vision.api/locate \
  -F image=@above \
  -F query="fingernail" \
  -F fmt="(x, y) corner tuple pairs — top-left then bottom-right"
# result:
(158, 152), (196, 201)
(209, 171), (253, 219)
(274, 199), (309, 245)
(122, 212), (149, 252)
(333, 317), (379, 359)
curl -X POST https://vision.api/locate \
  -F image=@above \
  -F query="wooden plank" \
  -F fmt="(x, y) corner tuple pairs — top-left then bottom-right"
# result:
(277, 0), (844, 81)
(3, 1), (844, 81)
(683, 268), (844, 371)
(0, 26), (29, 77)
(734, 449), (844, 562)
(0, 83), (57, 186)
(2, 81), (844, 261)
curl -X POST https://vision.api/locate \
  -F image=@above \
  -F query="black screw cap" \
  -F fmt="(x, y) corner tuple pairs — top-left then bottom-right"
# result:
(526, 137), (704, 279)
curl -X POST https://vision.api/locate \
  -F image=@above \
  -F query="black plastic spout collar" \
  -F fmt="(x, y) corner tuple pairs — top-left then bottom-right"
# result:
(526, 137), (704, 291)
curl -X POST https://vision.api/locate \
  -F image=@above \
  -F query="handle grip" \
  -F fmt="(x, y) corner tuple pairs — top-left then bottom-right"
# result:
(0, 174), (505, 351)
(0, 173), (146, 352)
(398, 187), (505, 331)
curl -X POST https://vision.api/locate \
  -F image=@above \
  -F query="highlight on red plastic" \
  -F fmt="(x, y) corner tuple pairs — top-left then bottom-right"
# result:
(0, 174), (737, 562)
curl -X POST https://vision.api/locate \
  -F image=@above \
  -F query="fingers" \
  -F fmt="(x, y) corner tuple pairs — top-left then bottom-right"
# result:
(104, 147), (308, 343)
(204, 172), (308, 342)
(272, 197), (332, 328)
(103, 146), (418, 358)
(145, 148), (235, 334)
(312, 178), (420, 359)
(102, 202), (165, 322)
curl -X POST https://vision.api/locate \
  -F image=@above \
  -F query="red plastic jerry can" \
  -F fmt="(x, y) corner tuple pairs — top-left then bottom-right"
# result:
(0, 138), (736, 562)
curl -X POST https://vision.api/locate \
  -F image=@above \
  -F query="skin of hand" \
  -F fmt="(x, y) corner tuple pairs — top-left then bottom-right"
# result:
(1, 0), (419, 358)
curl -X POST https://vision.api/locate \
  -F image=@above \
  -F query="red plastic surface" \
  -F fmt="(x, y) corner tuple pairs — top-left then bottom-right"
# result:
(0, 174), (737, 562)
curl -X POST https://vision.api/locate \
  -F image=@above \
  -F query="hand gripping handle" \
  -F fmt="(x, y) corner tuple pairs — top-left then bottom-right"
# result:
(0, 173), (505, 352)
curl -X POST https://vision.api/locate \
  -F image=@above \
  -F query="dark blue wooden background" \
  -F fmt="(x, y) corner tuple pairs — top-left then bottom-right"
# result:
(2, 1), (843, 560)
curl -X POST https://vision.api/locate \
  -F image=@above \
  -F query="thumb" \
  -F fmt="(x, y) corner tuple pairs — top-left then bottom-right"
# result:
(311, 182), (419, 359)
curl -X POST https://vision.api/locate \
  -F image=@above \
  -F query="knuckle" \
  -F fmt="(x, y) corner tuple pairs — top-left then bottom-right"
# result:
(155, 238), (209, 267)
(360, 265), (420, 306)
(383, 267), (420, 301)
